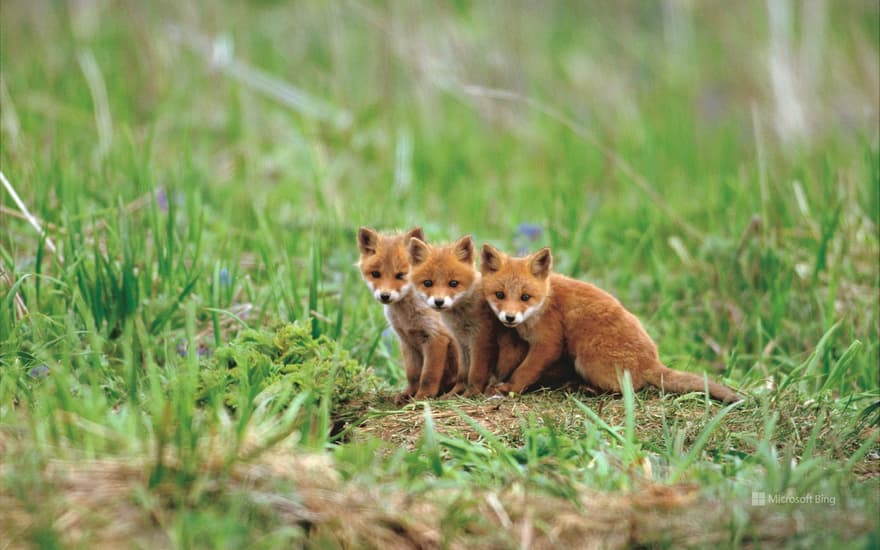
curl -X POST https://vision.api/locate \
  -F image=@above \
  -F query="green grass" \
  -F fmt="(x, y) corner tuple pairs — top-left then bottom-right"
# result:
(1, 1), (878, 547)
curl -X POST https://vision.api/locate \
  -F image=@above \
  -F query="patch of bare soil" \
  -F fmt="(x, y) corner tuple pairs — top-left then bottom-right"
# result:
(342, 388), (879, 466)
(343, 388), (721, 450)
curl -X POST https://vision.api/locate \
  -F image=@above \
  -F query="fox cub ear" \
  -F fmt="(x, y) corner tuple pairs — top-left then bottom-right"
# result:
(408, 237), (430, 265)
(529, 247), (553, 278)
(404, 226), (425, 244)
(358, 227), (379, 255)
(453, 235), (475, 263)
(480, 243), (504, 273)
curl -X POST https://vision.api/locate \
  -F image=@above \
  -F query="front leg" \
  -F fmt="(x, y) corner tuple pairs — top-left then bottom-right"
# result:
(396, 343), (422, 405)
(495, 330), (528, 383)
(414, 334), (452, 400)
(442, 342), (470, 398)
(465, 323), (498, 396)
(494, 343), (561, 394)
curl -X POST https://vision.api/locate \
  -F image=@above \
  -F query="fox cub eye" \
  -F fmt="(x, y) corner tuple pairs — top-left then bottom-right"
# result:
(370, 271), (381, 279)
(449, 280), (459, 288)
(521, 294), (531, 301)
(423, 280), (434, 288)
(495, 291), (505, 299)
(395, 272), (406, 280)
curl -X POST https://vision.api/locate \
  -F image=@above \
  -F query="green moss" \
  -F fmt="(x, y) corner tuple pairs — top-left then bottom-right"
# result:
(200, 322), (377, 409)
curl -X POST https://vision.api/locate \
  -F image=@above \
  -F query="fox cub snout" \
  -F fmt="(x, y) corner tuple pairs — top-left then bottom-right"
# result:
(357, 227), (458, 402)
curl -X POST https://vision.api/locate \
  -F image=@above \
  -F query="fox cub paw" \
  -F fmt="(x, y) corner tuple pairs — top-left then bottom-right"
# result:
(440, 383), (467, 399)
(395, 391), (415, 405)
(413, 390), (439, 401)
(492, 383), (520, 395)
(461, 386), (485, 398)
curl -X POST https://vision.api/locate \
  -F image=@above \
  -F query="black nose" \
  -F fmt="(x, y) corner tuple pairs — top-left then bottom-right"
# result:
(380, 293), (391, 302)
(505, 314), (516, 322)
(434, 298), (444, 307)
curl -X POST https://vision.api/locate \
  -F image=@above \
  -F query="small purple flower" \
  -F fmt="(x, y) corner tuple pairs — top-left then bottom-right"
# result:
(516, 223), (543, 240)
(220, 267), (230, 287)
(515, 223), (544, 254)
(155, 187), (168, 212)
(177, 339), (211, 358)
(28, 365), (50, 379)
(381, 327), (395, 348)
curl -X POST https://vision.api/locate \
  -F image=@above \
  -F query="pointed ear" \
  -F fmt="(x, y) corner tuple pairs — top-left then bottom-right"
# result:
(529, 247), (553, 278)
(480, 243), (504, 273)
(404, 226), (425, 244)
(408, 237), (430, 265)
(358, 227), (379, 255)
(453, 235), (474, 264)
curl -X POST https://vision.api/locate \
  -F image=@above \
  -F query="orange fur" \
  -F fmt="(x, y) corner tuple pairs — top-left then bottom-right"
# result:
(408, 235), (529, 395)
(480, 244), (741, 403)
(357, 227), (458, 402)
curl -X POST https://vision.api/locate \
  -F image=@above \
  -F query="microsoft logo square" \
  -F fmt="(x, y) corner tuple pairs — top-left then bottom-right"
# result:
(752, 491), (766, 506)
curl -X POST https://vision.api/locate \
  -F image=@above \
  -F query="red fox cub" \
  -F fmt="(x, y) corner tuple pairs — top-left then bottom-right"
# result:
(357, 227), (458, 403)
(407, 235), (529, 395)
(480, 244), (741, 403)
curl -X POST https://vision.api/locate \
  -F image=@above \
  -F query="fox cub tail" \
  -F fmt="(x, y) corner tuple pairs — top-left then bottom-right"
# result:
(648, 366), (741, 404)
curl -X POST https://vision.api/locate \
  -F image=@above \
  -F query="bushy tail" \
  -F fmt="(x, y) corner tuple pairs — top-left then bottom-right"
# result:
(647, 366), (741, 403)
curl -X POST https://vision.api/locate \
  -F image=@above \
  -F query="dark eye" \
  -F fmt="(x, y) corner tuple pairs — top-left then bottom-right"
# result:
(371, 271), (381, 279)
(395, 272), (406, 280)
(521, 294), (531, 301)
(449, 280), (459, 288)
(423, 280), (433, 288)
(495, 291), (505, 299)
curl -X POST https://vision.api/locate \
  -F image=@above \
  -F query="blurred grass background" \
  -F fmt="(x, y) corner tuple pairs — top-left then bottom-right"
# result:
(3, 0), (877, 383)
(1, 0), (878, 547)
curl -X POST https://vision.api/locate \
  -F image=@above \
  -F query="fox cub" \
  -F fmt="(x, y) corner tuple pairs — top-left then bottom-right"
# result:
(357, 227), (458, 403)
(408, 235), (529, 395)
(480, 244), (741, 403)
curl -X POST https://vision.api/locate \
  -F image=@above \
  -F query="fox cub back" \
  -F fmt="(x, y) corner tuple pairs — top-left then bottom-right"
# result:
(357, 227), (458, 402)
(481, 244), (741, 403)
